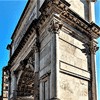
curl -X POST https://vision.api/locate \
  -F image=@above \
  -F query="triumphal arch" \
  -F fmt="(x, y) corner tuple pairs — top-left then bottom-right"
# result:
(5, 0), (100, 100)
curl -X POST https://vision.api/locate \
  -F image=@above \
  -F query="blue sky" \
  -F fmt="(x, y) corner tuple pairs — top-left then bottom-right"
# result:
(0, 0), (27, 95)
(0, 0), (100, 99)
(95, 1), (100, 100)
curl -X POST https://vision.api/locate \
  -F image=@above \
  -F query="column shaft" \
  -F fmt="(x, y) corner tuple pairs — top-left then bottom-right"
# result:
(90, 41), (97, 100)
(50, 32), (60, 100)
(34, 49), (40, 100)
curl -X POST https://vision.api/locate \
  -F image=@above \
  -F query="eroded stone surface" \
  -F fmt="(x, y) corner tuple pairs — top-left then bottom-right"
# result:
(59, 73), (88, 100)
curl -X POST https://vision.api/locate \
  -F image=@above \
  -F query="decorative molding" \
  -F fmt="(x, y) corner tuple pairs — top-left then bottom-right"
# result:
(48, 20), (63, 34)
(40, 71), (51, 81)
(32, 39), (40, 53)
(38, 0), (100, 38)
(81, 43), (91, 55)
(81, 41), (99, 55)
(59, 60), (90, 81)
(11, 1), (34, 39)
(8, 20), (35, 65)
(90, 40), (99, 54)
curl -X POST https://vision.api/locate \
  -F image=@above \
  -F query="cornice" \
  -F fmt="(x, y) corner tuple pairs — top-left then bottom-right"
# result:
(11, 1), (31, 40)
(37, 0), (100, 39)
(8, 21), (35, 65)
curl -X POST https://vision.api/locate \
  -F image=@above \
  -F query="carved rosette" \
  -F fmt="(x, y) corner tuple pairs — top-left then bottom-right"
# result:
(48, 20), (63, 34)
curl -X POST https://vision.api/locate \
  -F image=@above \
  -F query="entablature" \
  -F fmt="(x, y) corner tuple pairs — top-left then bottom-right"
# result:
(11, 1), (38, 55)
(38, 0), (100, 38)
(8, 21), (36, 67)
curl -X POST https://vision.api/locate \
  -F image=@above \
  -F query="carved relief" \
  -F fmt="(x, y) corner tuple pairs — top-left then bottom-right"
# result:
(60, 81), (73, 94)
(17, 55), (35, 98)
(60, 73), (88, 100)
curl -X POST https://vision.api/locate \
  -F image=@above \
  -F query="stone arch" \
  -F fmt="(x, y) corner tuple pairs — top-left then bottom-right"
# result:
(17, 57), (35, 100)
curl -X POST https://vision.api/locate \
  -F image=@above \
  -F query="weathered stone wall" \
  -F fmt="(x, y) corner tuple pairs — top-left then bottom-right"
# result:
(39, 26), (51, 100)
(59, 30), (88, 70)
(59, 73), (88, 100)
(39, 28), (51, 78)
(59, 30), (90, 100)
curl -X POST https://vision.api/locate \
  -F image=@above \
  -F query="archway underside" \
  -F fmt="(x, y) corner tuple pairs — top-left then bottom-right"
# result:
(17, 68), (34, 100)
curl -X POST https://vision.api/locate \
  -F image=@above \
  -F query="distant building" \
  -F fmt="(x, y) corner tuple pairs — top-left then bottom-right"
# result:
(4, 0), (100, 100)
(1, 67), (9, 100)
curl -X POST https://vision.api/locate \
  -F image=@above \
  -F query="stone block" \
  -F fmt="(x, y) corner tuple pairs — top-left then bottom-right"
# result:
(74, 57), (82, 68)
(59, 50), (75, 66)
(59, 39), (76, 55)
(40, 42), (51, 60)
(59, 30), (74, 44)
(82, 59), (88, 71)
(39, 64), (51, 78)
(73, 38), (84, 49)
(74, 48), (87, 61)
(40, 52), (51, 70)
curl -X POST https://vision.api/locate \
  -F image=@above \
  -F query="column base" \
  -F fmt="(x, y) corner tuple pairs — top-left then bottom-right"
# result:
(50, 97), (60, 100)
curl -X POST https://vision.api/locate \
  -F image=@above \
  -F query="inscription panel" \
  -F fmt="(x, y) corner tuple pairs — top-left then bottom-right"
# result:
(60, 61), (90, 80)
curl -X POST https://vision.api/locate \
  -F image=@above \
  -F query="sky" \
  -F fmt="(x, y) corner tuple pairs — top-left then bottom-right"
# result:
(95, 0), (100, 100)
(0, 0), (27, 95)
(0, 0), (100, 99)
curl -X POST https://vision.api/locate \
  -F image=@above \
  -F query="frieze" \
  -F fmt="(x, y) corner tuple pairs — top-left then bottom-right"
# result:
(60, 75), (88, 99)
(8, 20), (35, 65)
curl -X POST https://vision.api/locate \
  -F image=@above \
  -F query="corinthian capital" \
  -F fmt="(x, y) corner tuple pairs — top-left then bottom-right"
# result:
(48, 20), (63, 34)
(90, 40), (99, 54)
